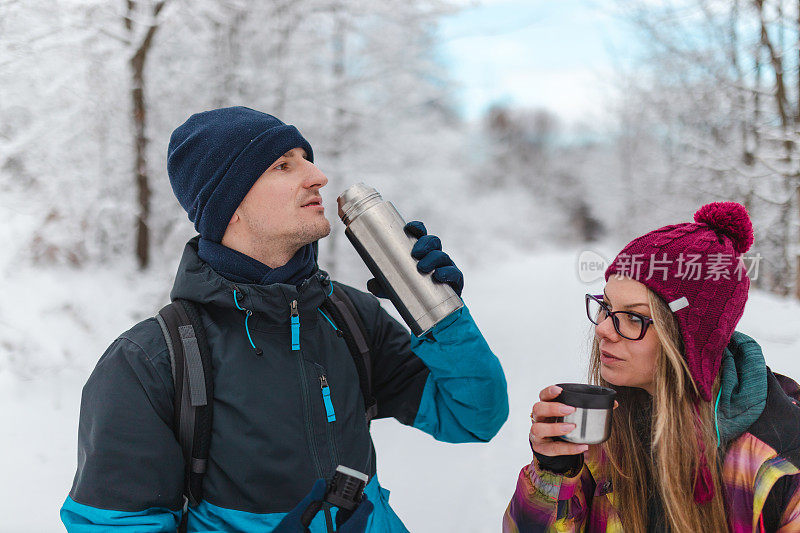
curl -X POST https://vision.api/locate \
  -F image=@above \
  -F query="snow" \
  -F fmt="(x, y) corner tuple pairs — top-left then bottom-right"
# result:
(1, 244), (799, 532)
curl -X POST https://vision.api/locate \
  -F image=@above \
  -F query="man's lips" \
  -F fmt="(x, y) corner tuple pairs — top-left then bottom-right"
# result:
(301, 197), (323, 208)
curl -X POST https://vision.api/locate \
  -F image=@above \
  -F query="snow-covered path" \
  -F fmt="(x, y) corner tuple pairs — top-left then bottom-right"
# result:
(1, 246), (798, 532)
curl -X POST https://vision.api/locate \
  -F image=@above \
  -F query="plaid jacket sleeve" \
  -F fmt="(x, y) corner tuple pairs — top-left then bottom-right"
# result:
(503, 458), (593, 532)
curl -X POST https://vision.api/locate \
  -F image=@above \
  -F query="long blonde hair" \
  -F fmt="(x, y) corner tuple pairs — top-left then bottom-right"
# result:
(588, 288), (728, 532)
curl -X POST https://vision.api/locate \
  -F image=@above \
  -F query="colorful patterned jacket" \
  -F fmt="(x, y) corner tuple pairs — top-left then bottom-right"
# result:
(503, 332), (800, 532)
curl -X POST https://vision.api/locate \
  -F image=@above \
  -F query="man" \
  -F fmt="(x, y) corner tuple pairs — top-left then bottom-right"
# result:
(61, 107), (508, 531)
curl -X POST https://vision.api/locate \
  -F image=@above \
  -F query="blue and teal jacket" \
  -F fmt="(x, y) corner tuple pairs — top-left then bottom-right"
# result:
(61, 237), (509, 532)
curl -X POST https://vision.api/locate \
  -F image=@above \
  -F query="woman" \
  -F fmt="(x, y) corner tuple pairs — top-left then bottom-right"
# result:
(503, 202), (800, 532)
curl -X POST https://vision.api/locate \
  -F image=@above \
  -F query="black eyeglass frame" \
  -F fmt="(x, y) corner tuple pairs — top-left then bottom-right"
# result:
(585, 293), (654, 341)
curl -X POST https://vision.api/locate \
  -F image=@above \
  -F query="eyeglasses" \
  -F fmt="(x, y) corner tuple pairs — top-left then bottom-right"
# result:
(585, 293), (654, 341)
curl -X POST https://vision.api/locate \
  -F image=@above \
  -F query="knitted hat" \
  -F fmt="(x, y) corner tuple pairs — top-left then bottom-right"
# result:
(167, 106), (314, 243)
(604, 202), (755, 401)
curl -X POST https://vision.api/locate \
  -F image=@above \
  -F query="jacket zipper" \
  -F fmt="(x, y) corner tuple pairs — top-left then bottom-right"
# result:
(316, 366), (340, 471)
(294, 300), (324, 478)
(320, 375), (336, 422)
(290, 300), (300, 351)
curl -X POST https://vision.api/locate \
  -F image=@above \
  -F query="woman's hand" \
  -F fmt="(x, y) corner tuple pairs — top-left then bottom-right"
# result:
(529, 385), (589, 457)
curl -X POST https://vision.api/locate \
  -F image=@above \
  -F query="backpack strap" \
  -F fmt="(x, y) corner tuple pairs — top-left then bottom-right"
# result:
(156, 299), (214, 517)
(322, 283), (378, 422)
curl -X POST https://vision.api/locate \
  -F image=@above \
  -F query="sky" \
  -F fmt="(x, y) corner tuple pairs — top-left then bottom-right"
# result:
(439, 0), (636, 125)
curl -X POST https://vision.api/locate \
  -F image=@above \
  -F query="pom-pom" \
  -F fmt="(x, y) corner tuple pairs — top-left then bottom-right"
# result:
(694, 202), (754, 254)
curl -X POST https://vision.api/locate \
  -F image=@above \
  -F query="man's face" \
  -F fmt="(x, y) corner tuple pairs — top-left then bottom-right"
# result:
(232, 147), (331, 251)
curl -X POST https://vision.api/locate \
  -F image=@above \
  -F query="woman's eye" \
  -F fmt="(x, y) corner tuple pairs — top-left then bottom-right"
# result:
(625, 314), (643, 324)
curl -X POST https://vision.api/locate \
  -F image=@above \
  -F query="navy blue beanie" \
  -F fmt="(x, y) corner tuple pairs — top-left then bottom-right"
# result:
(167, 106), (314, 242)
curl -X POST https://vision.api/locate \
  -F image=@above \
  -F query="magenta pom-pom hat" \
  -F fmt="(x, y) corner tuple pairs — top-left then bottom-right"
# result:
(604, 202), (755, 401)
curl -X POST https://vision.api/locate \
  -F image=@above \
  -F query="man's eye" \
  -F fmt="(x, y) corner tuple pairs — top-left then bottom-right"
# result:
(274, 163), (287, 170)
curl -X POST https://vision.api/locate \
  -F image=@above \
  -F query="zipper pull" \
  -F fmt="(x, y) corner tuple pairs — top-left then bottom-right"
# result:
(290, 300), (300, 351)
(320, 375), (336, 422)
(233, 287), (262, 356)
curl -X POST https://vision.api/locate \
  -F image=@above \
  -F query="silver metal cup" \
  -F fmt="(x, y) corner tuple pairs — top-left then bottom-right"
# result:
(554, 383), (616, 445)
(337, 183), (464, 337)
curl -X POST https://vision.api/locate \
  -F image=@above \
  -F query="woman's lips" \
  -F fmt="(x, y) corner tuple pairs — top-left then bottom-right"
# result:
(600, 350), (623, 364)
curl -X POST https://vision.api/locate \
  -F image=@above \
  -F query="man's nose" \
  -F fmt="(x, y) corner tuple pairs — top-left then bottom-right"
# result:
(303, 160), (328, 188)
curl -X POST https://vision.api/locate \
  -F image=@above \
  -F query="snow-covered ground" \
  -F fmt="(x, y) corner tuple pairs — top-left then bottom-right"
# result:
(1, 245), (799, 532)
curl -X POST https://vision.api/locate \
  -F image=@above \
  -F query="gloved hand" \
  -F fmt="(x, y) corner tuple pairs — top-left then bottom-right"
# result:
(273, 479), (326, 533)
(367, 221), (464, 298)
(334, 495), (373, 532)
(273, 478), (374, 533)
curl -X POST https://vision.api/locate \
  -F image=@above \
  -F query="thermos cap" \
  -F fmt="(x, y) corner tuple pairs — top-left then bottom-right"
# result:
(335, 465), (369, 483)
(337, 183), (382, 224)
(555, 383), (616, 409)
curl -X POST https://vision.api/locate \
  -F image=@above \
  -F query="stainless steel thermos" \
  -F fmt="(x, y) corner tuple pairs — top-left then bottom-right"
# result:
(554, 383), (616, 445)
(337, 183), (464, 337)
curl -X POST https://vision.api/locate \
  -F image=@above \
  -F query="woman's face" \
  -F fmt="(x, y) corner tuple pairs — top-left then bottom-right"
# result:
(595, 276), (661, 394)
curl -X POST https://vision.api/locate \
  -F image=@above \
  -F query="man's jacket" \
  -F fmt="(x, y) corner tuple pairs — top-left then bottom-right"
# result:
(61, 238), (509, 532)
(503, 332), (800, 532)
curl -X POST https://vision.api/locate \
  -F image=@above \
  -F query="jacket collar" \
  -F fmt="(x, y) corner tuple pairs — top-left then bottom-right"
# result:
(717, 331), (800, 463)
(170, 237), (329, 323)
(715, 331), (768, 446)
(197, 237), (317, 286)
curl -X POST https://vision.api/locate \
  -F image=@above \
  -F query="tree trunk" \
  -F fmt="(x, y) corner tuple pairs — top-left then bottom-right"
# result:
(796, 0), (800, 299)
(796, 182), (800, 300)
(132, 64), (150, 269)
(127, 0), (167, 269)
(755, 0), (797, 296)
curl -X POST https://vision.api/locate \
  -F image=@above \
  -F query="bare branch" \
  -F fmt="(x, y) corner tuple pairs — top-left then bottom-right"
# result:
(754, 0), (793, 130)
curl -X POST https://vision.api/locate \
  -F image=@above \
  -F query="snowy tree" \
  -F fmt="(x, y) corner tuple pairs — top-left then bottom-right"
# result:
(612, 0), (800, 298)
(126, 0), (172, 269)
(1, 0), (466, 279)
(1, 0), (133, 266)
(471, 104), (606, 247)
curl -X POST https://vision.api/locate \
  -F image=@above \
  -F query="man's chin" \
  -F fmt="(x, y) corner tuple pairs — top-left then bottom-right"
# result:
(315, 221), (332, 240)
(298, 222), (331, 246)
